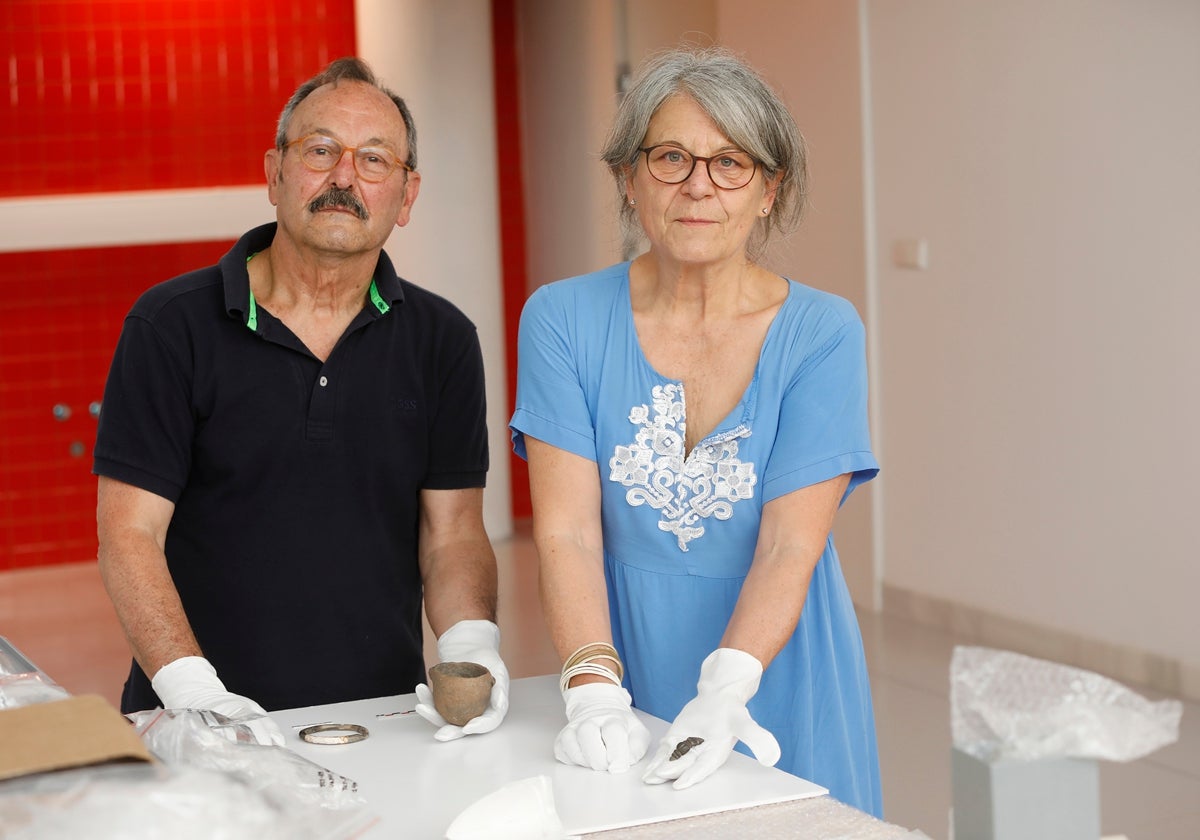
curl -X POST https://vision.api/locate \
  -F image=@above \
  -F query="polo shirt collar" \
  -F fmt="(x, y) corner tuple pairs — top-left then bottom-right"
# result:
(221, 222), (407, 331)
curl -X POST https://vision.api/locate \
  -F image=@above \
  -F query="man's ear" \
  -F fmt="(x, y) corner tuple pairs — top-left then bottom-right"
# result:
(395, 170), (421, 228)
(265, 149), (281, 207)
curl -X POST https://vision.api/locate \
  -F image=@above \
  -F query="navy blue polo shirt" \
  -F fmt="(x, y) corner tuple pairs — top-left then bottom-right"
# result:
(94, 223), (489, 712)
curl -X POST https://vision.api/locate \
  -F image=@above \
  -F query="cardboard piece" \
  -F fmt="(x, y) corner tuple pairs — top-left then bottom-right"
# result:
(951, 747), (1099, 840)
(0, 694), (153, 782)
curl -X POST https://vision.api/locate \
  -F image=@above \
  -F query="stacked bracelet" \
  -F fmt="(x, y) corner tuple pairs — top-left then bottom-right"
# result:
(559, 641), (624, 693)
(562, 642), (624, 679)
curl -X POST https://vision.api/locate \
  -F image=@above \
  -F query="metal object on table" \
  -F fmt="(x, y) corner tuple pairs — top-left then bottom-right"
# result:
(299, 722), (370, 745)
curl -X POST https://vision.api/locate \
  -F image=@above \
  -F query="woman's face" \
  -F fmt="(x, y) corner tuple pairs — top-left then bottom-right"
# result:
(626, 94), (777, 269)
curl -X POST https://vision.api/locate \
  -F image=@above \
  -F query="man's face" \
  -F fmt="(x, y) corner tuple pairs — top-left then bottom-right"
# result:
(265, 80), (420, 257)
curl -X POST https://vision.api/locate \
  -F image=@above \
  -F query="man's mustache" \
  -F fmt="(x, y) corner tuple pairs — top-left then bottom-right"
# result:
(308, 187), (368, 220)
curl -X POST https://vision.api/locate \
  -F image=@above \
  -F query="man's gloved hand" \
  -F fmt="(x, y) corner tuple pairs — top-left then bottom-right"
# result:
(150, 655), (285, 747)
(641, 648), (780, 790)
(555, 682), (651, 773)
(414, 619), (510, 741)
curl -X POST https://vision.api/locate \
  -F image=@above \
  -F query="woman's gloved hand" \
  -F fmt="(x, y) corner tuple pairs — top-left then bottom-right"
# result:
(642, 648), (780, 789)
(151, 655), (285, 746)
(555, 682), (651, 773)
(415, 619), (510, 741)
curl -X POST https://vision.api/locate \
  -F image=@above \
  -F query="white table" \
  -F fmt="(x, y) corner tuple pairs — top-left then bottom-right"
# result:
(270, 675), (827, 838)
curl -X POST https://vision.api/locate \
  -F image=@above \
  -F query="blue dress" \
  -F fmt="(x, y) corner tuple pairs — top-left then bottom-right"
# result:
(510, 262), (882, 816)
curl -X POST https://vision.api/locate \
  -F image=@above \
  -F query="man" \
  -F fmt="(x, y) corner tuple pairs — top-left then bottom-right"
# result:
(94, 57), (507, 745)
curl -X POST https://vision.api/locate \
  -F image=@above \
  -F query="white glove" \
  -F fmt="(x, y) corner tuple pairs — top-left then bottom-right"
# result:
(150, 656), (285, 747)
(414, 619), (510, 741)
(642, 648), (780, 789)
(555, 682), (651, 773)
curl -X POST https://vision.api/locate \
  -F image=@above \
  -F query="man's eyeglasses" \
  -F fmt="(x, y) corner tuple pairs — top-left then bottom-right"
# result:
(282, 135), (412, 183)
(638, 145), (758, 190)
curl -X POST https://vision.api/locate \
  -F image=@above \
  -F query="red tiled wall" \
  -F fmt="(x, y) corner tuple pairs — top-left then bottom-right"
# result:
(2, 0), (357, 197)
(0, 242), (235, 570)
(0, 2), (356, 569)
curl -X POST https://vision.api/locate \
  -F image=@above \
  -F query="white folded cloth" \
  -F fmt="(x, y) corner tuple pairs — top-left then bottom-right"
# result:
(444, 775), (572, 840)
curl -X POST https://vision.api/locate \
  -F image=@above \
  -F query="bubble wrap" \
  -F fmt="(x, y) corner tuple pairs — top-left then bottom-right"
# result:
(950, 645), (1182, 762)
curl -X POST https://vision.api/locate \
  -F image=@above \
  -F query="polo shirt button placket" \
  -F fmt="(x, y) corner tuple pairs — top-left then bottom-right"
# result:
(307, 369), (335, 441)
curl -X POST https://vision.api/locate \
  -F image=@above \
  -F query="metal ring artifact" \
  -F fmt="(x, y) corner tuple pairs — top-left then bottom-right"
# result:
(299, 723), (370, 745)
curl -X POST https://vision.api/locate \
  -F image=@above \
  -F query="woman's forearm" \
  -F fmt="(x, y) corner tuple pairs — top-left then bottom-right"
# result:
(721, 473), (851, 667)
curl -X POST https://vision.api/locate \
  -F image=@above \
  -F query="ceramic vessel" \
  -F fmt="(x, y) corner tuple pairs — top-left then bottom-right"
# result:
(429, 661), (494, 726)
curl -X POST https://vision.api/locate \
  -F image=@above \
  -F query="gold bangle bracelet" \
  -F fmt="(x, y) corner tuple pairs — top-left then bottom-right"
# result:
(299, 723), (370, 745)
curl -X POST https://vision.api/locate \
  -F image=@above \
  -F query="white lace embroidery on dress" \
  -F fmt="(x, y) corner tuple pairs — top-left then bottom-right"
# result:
(609, 383), (756, 551)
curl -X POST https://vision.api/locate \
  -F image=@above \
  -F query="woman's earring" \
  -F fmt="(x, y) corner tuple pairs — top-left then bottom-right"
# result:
(762, 207), (769, 215)
(630, 198), (637, 207)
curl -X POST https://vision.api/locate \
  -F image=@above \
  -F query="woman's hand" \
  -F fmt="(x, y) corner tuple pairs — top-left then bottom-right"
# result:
(641, 648), (779, 789)
(555, 683), (651, 773)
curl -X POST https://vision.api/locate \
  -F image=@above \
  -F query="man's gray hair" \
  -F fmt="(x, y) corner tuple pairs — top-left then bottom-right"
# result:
(276, 56), (418, 171)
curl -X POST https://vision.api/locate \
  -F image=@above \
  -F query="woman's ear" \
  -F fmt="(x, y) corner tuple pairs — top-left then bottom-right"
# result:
(762, 171), (783, 215)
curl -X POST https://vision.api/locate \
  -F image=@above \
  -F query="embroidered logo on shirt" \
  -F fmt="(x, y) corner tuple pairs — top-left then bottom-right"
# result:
(609, 383), (755, 551)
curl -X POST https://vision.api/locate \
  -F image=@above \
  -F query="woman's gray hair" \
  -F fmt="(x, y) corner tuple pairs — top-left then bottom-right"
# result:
(601, 46), (807, 260)
(275, 57), (418, 171)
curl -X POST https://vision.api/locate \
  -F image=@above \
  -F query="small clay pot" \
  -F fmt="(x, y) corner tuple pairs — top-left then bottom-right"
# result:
(428, 661), (495, 726)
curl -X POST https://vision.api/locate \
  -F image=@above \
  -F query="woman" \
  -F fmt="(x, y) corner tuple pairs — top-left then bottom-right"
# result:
(510, 47), (881, 815)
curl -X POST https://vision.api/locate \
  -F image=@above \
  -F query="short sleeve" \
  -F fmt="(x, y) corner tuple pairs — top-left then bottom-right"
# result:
(761, 311), (878, 504)
(509, 284), (597, 463)
(424, 325), (489, 489)
(93, 315), (195, 502)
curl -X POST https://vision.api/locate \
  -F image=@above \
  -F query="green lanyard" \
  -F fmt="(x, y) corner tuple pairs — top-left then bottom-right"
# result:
(246, 254), (259, 330)
(244, 254), (389, 331)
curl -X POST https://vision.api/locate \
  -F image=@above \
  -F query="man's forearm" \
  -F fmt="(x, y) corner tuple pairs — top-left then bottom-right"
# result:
(421, 539), (498, 637)
(98, 535), (201, 678)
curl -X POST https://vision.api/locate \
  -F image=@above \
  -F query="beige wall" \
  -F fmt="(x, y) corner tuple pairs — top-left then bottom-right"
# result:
(623, 0), (718, 66)
(516, 0), (622, 284)
(865, 0), (1200, 677)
